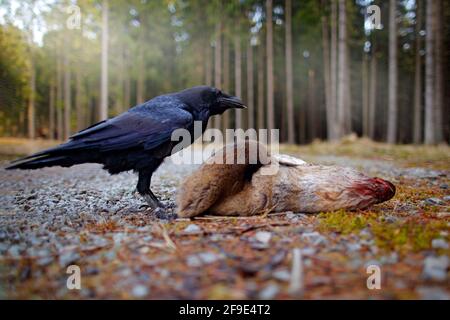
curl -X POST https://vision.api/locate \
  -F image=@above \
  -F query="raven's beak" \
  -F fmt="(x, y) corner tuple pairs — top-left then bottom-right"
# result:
(220, 95), (246, 109)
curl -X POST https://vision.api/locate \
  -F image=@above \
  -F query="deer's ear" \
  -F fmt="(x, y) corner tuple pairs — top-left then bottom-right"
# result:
(272, 154), (307, 166)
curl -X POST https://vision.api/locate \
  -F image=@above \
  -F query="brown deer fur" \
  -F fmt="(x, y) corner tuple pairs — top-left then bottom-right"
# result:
(177, 140), (395, 218)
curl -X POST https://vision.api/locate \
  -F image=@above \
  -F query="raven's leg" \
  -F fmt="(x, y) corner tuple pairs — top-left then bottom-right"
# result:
(137, 171), (164, 209)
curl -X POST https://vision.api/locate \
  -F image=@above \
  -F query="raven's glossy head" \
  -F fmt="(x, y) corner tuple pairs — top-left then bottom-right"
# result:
(176, 86), (246, 116)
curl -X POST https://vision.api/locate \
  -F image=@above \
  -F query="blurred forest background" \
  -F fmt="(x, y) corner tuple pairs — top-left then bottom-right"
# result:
(0, 0), (448, 145)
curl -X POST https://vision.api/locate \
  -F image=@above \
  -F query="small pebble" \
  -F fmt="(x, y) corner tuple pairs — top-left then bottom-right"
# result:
(417, 286), (450, 300)
(300, 247), (316, 256)
(113, 233), (126, 245)
(131, 285), (149, 298)
(380, 253), (398, 264)
(186, 252), (221, 267)
(425, 198), (445, 206)
(431, 239), (449, 250)
(198, 252), (221, 264)
(422, 256), (449, 281)
(301, 232), (328, 246)
(254, 231), (272, 244)
(347, 243), (362, 252)
(8, 245), (22, 257)
(58, 251), (80, 267)
(258, 284), (279, 299)
(183, 224), (202, 234)
(37, 256), (54, 266)
(272, 269), (291, 282)
(186, 255), (202, 267)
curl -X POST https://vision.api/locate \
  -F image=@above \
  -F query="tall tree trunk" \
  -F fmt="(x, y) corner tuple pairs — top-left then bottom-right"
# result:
(307, 69), (317, 141)
(124, 73), (131, 108)
(214, 20), (222, 130)
(100, 0), (109, 121)
(362, 53), (370, 137)
(369, 52), (377, 139)
(56, 53), (63, 140)
(27, 61), (35, 139)
(257, 43), (265, 130)
(344, 41), (351, 133)
(223, 36), (230, 131)
(223, 37), (230, 92)
(234, 35), (242, 129)
(49, 77), (55, 140)
(330, 0), (338, 140)
(64, 42), (71, 140)
(124, 48), (131, 109)
(116, 43), (125, 114)
(285, 0), (295, 143)
(19, 111), (25, 137)
(322, 0), (334, 141)
(247, 42), (254, 129)
(76, 69), (84, 131)
(413, 0), (423, 144)
(266, 0), (275, 131)
(298, 92), (306, 144)
(205, 40), (212, 86)
(136, 48), (145, 104)
(424, 0), (435, 144)
(387, 0), (398, 143)
(337, 0), (348, 139)
(434, 0), (443, 143)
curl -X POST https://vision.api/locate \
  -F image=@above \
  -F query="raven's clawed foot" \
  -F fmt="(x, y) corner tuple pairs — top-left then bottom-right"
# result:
(142, 193), (165, 209)
(141, 193), (177, 220)
(150, 203), (178, 220)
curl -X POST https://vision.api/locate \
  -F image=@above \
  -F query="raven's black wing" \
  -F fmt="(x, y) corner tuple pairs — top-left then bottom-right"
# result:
(7, 103), (193, 169)
(67, 106), (193, 152)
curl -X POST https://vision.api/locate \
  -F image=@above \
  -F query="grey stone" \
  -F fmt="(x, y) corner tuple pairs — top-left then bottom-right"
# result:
(380, 253), (398, 264)
(8, 245), (22, 257)
(37, 256), (54, 266)
(347, 243), (362, 252)
(254, 231), (272, 244)
(272, 269), (291, 282)
(422, 256), (449, 281)
(301, 232), (328, 246)
(425, 198), (445, 206)
(183, 224), (202, 234)
(198, 252), (221, 264)
(432, 239), (449, 250)
(259, 284), (279, 299)
(58, 251), (80, 267)
(131, 285), (149, 298)
(186, 252), (221, 267)
(113, 233), (126, 245)
(417, 286), (450, 300)
(300, 247), (316, 256)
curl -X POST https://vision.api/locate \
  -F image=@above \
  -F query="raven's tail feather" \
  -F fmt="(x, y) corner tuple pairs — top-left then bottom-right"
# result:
(6, 155), (74, 170)
(5, 144), (94, 170)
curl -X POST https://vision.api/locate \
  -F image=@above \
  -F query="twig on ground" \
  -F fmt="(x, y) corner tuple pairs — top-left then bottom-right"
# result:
(155, 222), (177, 252)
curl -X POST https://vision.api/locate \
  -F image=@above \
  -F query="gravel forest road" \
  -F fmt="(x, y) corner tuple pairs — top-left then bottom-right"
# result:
(0, 152), (449, 299)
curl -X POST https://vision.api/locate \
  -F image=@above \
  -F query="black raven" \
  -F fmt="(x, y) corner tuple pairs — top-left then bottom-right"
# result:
(6, 86), (245, 209)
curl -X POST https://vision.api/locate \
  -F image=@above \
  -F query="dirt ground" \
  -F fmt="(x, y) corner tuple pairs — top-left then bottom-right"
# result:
(0, 138), (449, 299)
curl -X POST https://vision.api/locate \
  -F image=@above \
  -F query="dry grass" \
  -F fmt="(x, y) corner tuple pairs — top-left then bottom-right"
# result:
(281, 135), (450, 170)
